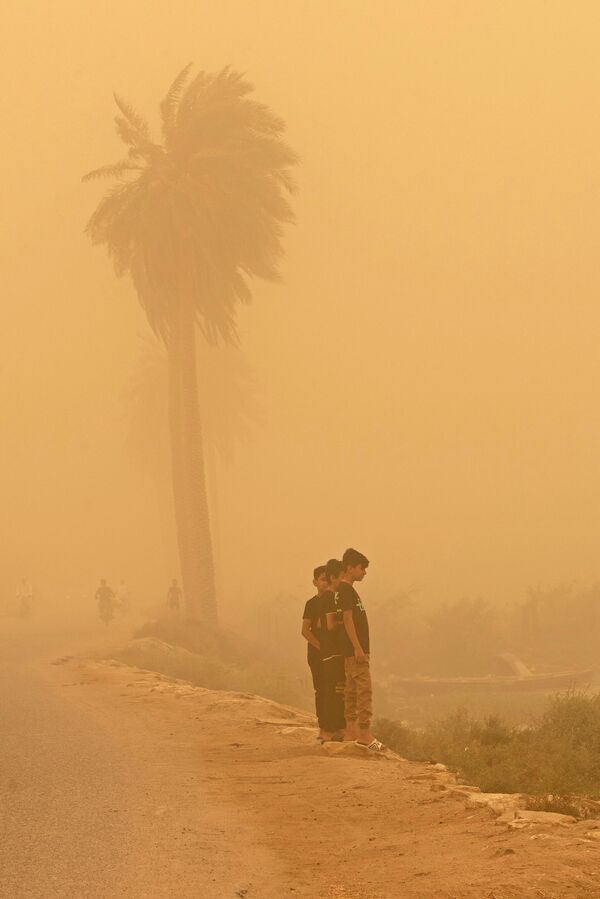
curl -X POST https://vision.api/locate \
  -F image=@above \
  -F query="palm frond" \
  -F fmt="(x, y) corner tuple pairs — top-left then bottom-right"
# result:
(113, 93), (151, 140)
(85, 65), (298, 344)
(82, 160), (142, 182)
(175, 69), (211, 129)
(160, 62), (193, 139)
(114, 115), (146, 149)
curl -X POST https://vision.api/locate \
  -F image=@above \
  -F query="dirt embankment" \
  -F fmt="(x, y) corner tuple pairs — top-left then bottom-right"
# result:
(52, 650), (600, 899)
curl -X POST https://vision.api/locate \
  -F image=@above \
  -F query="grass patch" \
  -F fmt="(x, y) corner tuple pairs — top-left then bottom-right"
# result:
(380, 688), (555, 730)
(376, 691), (600, 813)
(112, 616), (310, 709)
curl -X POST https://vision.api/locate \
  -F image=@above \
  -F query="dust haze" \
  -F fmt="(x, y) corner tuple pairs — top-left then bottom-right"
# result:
(2, 1), (599, 630)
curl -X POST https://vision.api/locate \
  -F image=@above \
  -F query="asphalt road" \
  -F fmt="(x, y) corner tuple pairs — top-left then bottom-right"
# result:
(0, 618), (285, 899)
(0, 625), (149, 898)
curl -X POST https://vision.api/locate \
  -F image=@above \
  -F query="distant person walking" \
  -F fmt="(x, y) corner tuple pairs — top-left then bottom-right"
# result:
(301, 565), (328, 740)
(167, 579), (182, 614)
(338, 548), (384, 751)
(116, 579), (130, 615)
(95, 578), (115, 626)
(16, 578), (33, 619)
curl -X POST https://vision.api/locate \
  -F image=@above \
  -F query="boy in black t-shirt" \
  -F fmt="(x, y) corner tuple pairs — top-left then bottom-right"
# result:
(301, 565), (328, 739)
(338, 547), (384, 751)
(318, 558), (346, 739)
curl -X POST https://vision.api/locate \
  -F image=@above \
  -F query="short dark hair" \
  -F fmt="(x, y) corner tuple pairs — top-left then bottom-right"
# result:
(325, 558), (343, 581)
(313, 565), (327, 580)
(342, 547), (369, 569)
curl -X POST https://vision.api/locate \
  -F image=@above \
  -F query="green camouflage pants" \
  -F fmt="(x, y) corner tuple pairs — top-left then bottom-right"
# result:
(344, 655), (372, 730)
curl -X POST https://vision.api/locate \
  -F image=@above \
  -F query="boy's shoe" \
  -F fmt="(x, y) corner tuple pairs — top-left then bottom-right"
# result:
(356, 739), (385, 752)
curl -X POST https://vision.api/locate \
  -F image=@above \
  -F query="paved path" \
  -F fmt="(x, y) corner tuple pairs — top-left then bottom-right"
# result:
(0, 630), (139, 897)
(0, 623), (282, 898)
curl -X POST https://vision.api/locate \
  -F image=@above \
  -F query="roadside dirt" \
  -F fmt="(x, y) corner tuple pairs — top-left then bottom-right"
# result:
(50, 656), (600, 899)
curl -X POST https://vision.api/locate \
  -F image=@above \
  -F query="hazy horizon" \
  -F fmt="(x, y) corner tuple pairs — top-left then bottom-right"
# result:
(3, 0), (600, 619)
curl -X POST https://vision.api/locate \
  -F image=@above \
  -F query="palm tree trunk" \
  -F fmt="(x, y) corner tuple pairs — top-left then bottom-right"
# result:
(168, 298), (218, 626)
(204, 444), (222, 599)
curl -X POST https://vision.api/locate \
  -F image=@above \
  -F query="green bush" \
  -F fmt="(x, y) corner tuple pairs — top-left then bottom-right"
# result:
(377, 691), (600, 811)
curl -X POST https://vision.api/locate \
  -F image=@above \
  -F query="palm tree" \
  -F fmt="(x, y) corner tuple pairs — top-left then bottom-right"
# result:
(84, 66), (297, 625)
(125, 332), (262, 594)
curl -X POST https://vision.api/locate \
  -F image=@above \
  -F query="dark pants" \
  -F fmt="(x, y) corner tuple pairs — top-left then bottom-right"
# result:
(322, 655), (346, 733)
(308, 652), (326, 728)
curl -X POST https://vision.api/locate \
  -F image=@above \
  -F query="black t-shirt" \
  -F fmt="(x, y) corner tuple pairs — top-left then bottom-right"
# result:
(337, 581), (370, 656)
(302, 594), (322, 660)
(318, 590), (344, 658)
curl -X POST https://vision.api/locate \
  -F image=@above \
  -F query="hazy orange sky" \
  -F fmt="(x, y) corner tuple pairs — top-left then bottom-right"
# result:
(3, 1), (600, 614)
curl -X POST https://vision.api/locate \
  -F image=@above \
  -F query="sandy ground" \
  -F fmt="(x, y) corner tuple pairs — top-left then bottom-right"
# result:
(4, 624), (600, 898)
(43, 660), (600, 896)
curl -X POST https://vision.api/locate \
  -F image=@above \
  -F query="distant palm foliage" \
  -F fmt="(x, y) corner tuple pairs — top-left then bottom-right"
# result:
(84, 67), (297, 623)
(372, 581), (600, 678)
(84, 65), (297, 343)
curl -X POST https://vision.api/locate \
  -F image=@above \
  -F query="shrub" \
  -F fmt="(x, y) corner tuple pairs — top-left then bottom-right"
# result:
(122, 617), (309, 708)
(377, 691), (600, 811)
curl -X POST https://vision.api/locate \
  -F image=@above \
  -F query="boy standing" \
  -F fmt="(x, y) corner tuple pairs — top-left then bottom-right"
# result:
(301, 565), (328, 739)
(318, 558), (346, 739)
(338, 547), (384, 751)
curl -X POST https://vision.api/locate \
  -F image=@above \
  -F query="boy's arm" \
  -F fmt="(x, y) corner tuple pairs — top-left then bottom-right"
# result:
(301, 618), (320, 651)
(342, 609), (365, 658)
